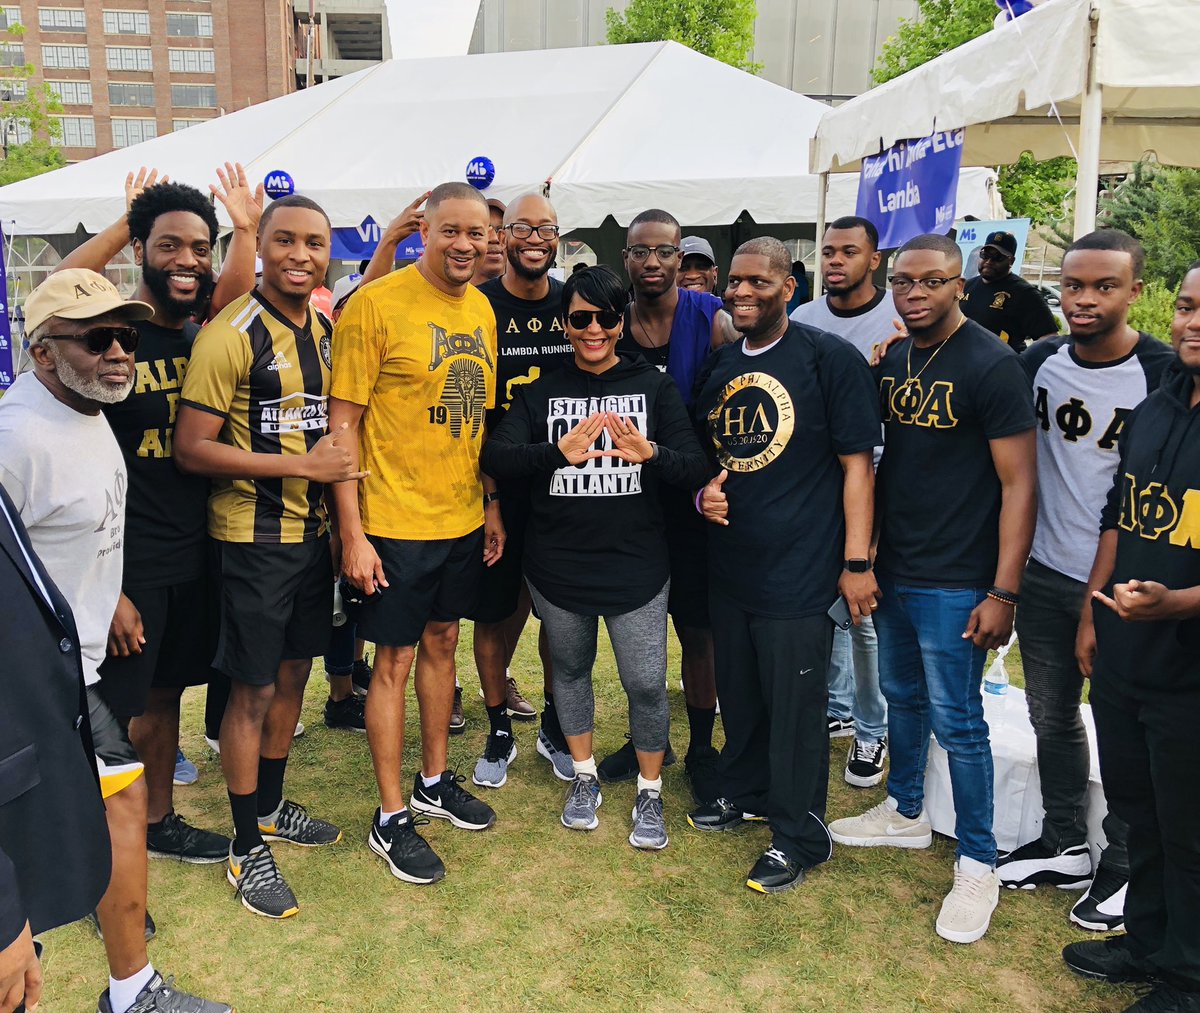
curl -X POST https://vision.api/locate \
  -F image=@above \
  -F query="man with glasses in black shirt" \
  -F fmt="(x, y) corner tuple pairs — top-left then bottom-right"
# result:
(962, 230), (1058, 353)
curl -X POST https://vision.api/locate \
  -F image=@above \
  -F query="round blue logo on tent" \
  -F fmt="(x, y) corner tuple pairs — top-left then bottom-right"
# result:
(263, 170), (295, 199)
(465, 156), (495, 190)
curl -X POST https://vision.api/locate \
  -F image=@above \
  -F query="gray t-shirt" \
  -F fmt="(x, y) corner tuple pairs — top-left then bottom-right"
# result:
(789, 288), (897, 363)
(0, 372), (126, 685)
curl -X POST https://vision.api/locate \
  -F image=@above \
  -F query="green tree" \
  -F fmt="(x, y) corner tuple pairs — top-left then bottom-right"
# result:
(1127, 279), (1176, 343)
(0, 22), (66, 185)
(1102, 162), (1200, 290)
(605, 0), (761, 74)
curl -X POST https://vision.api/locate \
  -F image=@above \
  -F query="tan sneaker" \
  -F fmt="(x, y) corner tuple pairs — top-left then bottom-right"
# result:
(936, 859), (1000, 943)
(828, 797), (932, 848)
(505, 676), (537, 721)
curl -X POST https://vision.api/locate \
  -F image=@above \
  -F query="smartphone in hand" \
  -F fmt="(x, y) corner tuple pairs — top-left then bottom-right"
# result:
(827, 595), (853, 630)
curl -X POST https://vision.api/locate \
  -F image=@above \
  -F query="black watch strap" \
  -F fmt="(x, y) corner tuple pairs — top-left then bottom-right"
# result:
(844, 558), (871, 573)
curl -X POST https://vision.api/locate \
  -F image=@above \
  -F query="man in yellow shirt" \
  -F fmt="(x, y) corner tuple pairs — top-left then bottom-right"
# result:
(331, 181), (502, 884)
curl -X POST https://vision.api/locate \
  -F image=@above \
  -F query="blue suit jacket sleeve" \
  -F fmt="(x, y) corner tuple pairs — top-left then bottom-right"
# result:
(0, 845), (25, 950)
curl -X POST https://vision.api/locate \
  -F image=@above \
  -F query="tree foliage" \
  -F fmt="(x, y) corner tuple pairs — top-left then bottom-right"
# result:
(0, 24), (66, 185)
(605, 0), (761, 74)
(1102, 162), (1200, 290)
(1127, 279), (1176, 344)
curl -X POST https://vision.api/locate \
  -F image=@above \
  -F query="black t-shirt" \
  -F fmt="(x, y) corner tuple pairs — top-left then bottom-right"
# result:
(617, 325), (669, 370)
(102, 319), (210, 589)
(961, 272), (1058, 353)
(693, 322), (882, 619)
(480, 275), (570, 432)
(874, 318), (1036, 587)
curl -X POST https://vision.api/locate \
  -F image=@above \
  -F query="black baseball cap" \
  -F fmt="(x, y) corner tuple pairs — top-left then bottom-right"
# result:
(982, 231), (1018, 257)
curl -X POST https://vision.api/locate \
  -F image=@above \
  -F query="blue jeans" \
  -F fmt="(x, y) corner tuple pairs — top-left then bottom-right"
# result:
(826, 616), (887, 743)
(875, 579), (995, 866)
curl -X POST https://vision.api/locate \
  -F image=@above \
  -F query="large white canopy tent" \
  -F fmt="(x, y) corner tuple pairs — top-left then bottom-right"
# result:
(810, 0), (1200, 238)
(0, 41), (1000, 243)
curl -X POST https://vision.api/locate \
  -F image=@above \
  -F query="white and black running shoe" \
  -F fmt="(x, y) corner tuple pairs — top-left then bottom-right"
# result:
(227, 843), (298, 919)
(368, 808), (445, 885)
(259, 799), (342, 847)
(97, 971), (233, 1012)
(1070, 865), (1128, 932)
(410, 771), (496, 830)
(844, 738), (887, 788)
(996, 838), (1092, 890)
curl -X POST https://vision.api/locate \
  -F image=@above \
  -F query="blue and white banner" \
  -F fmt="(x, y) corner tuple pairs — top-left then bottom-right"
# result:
(856, 129), (965, 250)
(0, 221), (13, 390)
(330, 215), (424, 262)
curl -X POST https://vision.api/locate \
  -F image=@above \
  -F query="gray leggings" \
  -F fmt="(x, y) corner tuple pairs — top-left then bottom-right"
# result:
(528, 581), (670, 753)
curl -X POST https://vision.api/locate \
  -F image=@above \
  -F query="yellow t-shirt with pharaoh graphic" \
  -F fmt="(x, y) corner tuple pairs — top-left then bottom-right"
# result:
(331, 265), (497, 540)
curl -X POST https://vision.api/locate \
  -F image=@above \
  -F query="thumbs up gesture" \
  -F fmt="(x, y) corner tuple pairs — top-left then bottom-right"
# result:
(700, 469), (730, 526)
(304, 422), (369, 484)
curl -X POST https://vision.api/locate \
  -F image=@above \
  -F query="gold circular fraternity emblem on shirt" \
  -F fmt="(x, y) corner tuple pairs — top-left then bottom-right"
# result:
(706, 371), (795, 472)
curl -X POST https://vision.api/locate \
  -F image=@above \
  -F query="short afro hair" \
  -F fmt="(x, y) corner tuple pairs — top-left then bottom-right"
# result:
(827, 216), (879, 252)
(127, 182), (219, 245)
(426, 181), (488, 214)
(732, 236), (792, 277)
(896, 232), (963, 268)
(1065, 228), (1146, 279)
(258, 194), (331, 236)
(628, 208), (680, 241)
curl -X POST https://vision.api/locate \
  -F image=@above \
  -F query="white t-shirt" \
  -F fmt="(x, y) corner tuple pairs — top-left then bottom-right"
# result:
(0, 372), (126, 685)
(789, 288), (898, 363)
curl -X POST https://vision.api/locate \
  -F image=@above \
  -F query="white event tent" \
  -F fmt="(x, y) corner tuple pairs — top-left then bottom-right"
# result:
(0, 41), (1000, 240)
(810, 0), (1200, 237)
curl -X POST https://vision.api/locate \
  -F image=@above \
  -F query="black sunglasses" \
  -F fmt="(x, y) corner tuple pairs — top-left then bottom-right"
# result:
(567, 309), (623, 330)
(41, 325), (140, 355)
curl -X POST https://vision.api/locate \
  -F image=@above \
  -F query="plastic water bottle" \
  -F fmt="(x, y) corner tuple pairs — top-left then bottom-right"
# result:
(983, 657), (1009, 696)
(332, 581), (348, 628)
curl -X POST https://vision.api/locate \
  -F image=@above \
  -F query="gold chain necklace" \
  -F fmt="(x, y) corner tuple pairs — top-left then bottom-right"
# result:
(903, 314), (967, 390)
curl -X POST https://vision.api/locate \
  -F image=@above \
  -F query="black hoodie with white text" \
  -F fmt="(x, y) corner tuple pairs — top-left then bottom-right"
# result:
(481, 355), (708, 616)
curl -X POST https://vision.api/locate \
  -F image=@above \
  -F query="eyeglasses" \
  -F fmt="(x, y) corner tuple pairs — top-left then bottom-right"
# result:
(623, 244), (681, 263)
(567, 309), (623, 330)
(504, 223), (560, 241)
(40, 325), (140, 355)
(888, 275), (961, 295)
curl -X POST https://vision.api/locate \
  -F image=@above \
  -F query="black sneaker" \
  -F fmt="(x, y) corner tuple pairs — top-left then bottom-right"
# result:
(1121, 984), (1200, 1012)
(97, 971), (233, 1012)
(1063, 936), (1156, 983)
(997, 837), (1092, 890)
(827, 716), (854, 738)
(687, 796), (744, 833)
(323, 693), (367, 732)
(449, 687), (466, 735)
(89, 909), (155, 942)
(259, 799), (342, 847)
(746, 846), (804, 894)
(598, 735), (676, 783)
(844, 737), (887, 788)
(352, 655), (372, 697)
(684, 744), (720, 806)
(1071, 864), (1128, 931)
(147, 811), (231, 864)
(367, 808), (445, 885)
(227, 843), (299, 919)
(410, 770), (496, 830)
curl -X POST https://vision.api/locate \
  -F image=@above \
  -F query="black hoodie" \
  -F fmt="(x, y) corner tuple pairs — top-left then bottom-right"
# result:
(482, 355), (708, 615)
(1096, 362), (1200, 690)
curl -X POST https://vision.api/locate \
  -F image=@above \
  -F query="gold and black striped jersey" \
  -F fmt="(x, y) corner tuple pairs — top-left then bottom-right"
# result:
(180, 289), (332, 544)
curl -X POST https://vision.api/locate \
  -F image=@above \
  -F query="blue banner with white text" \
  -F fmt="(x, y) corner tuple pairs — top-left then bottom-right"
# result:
(856, 129), (965, 250)
(0, 222), (13, 390)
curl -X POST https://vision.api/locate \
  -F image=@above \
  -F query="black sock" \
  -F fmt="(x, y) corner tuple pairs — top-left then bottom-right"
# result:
(686, 704), (717, 753)
(257, 755), (288, 820)
(487, 702), (510, 736)
(229, 791), (263, 855)
(542, 692), (560, 733)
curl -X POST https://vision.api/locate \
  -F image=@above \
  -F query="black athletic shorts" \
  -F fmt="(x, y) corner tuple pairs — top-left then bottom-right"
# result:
(468, 483), (529, 624)
(212, 536), (333, 686)
(664, 486), (710, 630)
(86, 685), (144, 799)
(354, 527), (484, 648)
(97, 574), (218, 719)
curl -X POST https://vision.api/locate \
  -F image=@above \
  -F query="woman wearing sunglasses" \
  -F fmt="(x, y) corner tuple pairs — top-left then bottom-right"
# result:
(481, 265), (708, 849)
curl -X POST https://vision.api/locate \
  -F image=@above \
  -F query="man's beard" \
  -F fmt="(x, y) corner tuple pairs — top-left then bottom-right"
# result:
(52, 349), (133, 404)
(142, 262), (214, 319)
(506, 246), (551, 282)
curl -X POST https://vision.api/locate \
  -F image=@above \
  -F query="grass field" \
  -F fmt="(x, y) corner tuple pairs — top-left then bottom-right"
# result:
(39, 628), (1133, 1013)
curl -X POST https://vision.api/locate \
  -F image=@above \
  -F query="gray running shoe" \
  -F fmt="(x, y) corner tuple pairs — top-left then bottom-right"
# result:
(561, 772), (602, 831)
(472, 727), (517, 789)
(536, 729), (575, 781)
(227, 843), (299, 919)
(629, 789), (668, 850)
(97, 972), (233, 1012)
(259, 799), (342, 847)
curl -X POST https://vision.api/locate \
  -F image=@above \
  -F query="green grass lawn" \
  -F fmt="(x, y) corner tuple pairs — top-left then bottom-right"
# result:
(39, 628), (1130, 1013)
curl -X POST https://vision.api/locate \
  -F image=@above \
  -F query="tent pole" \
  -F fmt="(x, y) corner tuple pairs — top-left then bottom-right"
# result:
(1072, 9), (1102, 238)
(815, 170), (828, 296)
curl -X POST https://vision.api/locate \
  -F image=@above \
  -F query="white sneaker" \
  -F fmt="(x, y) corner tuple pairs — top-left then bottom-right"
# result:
(828, 797), (932, 848)
(936, 860), (1000, 943)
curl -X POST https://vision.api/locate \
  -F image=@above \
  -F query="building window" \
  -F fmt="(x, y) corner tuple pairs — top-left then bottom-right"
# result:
(166, 13), (212, 37)
(102, 10), (150, 35)
(108, 81), (154, 106)
(172, 118), (205, 131)
(0, 42), (23, 67)
(170, 83), (216, 108)
(0, 78), (27, 100)
(47, 79), (92, 104)
(41, 44), (89, 69)
(111, 117), (156, 148)
(38, 8), (87, 31)
(5, 119), (31, 145)
(106, 46), (152, 71)
(167, 48), (215, 73)
(54, 114), (95, 147)
(0, 7), (22, 29)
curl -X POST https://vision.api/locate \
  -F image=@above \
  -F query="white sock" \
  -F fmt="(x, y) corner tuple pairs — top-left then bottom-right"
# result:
(958, 856), (994, 879)
(455, 676), (461, 689)
(505, 667), (511, 679)
(421, 771), (443, 788)
(637, 774), (662, 795)
(109, 962), (155, 1013)
(573, 755), (597, 778)
(378, 807), (405, 824)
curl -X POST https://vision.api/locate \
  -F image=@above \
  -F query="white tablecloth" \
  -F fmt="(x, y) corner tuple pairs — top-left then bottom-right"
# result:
(923, 686), (1110, 862)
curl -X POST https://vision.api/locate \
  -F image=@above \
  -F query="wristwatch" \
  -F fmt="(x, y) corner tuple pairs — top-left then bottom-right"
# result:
(844, 558), (872, 573)
(483, 491), (501, 506)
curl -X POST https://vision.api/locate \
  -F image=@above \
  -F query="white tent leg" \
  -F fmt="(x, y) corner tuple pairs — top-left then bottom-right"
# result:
(815, 170), (829, 295)
(1072, 10), (1102, 238)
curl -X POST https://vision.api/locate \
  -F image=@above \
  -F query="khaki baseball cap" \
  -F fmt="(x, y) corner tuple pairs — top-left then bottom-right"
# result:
(24, 268), (154, 334)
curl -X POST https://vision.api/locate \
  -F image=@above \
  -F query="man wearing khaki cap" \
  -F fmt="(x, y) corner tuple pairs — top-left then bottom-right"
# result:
(0, 269), (233, 1013)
